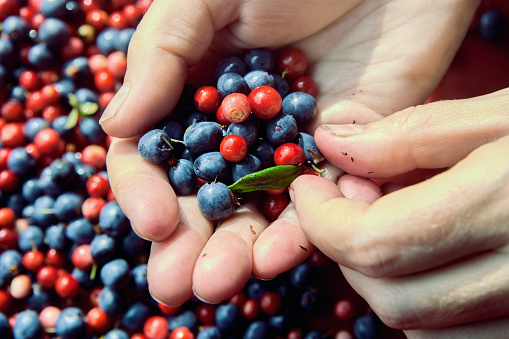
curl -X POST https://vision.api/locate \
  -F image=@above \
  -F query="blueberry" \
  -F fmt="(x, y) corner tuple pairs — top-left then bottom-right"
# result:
(282, 92), (317, 126)
(52, 115), (74, 137)
(290, 262), (314, 291)
(72, 267), (94, 289)
(0, 38), (14, 67)
(10, 86), (28, 102)
(54, 79), (75, 96)
(193, 151), (230, 182)
(197, 326), (222, 339)
(250, 138), (275, 168)
(40, 0), (68, 18)
(90, 233), (117, 264)
(98, 201), (130, 237)
(96, 28), (120, 55)
(65, 217), (95, 244)
(265, 113), (298, 146)
(18, 225), (45, 253)
(24, 117), (50, 141)
(244, 48), (274, 72)
(37, 171), (64, 197)
(55, 307), (87, 339)
(61, 57), (91, 83)
(304, 331), (325, 339)
(26, 285), (51, 311)
(273, 74), (291, 99)
(74, 163), (95, 189)
(105, 329), (130, 339)
(2, 16), (29, 43)
(75, 87), (99, 105)
(157, 116), (185, 141)
(7, 147), (36, 176)
(214, 55), (248, 81)
(169, 310), (198, 331)
(45, 223), (68, 251)
(28, 43), (56, 69)
(0, 250), (22, 283)
(479, 10), (504, 40)
(100, 258), (132, 288)
(0, 312), (9, 337)
(98, 286), (126, 316)
(138, 129), (175, 164)
(231, 154), (262, 183)
(226, 119), (258, 147)
(79, 117), (106, 144)
(243, 320), (270, 339)
(54, 192), (84, 222)
(244, 70), (275, 90)
(247, 278), (267, 300)
(32, 195), (57, 227)
(296, 132), (321, 164)
(354, 314), (380, 339)
(300, 288), (320, 311)
(12, 310), (42, 339)
(217, 72), (250, 98)
(169, 159), (196, 195)
(37, 17), (70, 48)
(114, 28), (135, 54)
(47, 158), (77, 187)
(121, 301), (150, 332)
(121, 229), (149, 257)
(197, 182), (235, 220)
(131, 264), (148, 292)
(215, 303), (240, 332)
(184, 121), (223, 155)
(185, 111), (209, 127)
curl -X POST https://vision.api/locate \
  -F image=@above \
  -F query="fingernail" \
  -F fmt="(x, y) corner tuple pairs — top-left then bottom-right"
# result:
(99, 83), (130, 125)
(288, 185), (295, 202)
(192, 285), (220, 305)
(320, 124), (365, 137)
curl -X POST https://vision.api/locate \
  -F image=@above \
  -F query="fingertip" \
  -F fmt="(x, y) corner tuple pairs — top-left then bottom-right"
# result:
(338, 174), (383, 203)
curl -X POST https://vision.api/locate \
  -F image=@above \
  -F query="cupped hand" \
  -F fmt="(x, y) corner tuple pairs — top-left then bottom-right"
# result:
(291, 88), (509, 336)
(101, 0), (478, 306)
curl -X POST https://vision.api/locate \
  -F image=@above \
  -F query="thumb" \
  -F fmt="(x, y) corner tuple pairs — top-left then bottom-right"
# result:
(99, 0), (238, 138)
(315, 88), (509, 179)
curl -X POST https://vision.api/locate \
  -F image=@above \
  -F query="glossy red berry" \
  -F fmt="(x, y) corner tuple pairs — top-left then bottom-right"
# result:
(86, 173), (110, 197)
(71, 244), (94, 270)
(86, 8), (109, 31)
(143, 315), (169, 339)
(108, 11), (127, 29)
(1, 123), (26, 147)
(259, 291), (282, 315)
(196, 303), (215, 325)
(248, 86), (282, 119)
(86, 306), (111, 333)
(36, 265), (58, 289)
(45, 248), (66, 268)
(170, 327), (194, 339)
(1, 100), (24, 122)
(40, 84), (61, 106)
(220, 134), (248, 162)
(241, 298), (259, 320)
(194, 86), (221, 114)
(19, 69), (41, 91)
(34, 128), (61, 155)
(334, 299), (355, 320)
(291, 75), (317, 96)
(94, 69), (116, 92)
(0, 289), (10, 313)
(22, 250), (45, 272)
(82, 197), (107, 223)
(215, 104), (230, 126)
(221, 93), (251, 123)
(229, 292), (246, 307)
(157, 302), (180, 316)
(55, 274), (80, 299)
(261, 193), (289, 221)
(274, 143), (306, 166)
(106, 51), (127, 79)
(278, 47), (307, 79)
(0, 148), (9, 169)
(81, 145), (107, 170)
(0, 207), (16, 229)
(0, 170), (19, 191)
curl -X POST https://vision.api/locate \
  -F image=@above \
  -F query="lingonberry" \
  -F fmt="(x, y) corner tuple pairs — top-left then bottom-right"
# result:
(248, 85), (282, 119)
(220, 134), (248, 162)
(55, 273), (80, 299)
(71, 244), (94, 271)
(221, 92), (252, 123)
(291, 75), (317, 96)
(22, 250), (45, 272)
(261, 193), (289, 221)
(10, 274), (32, 299)
(36, 265), (58, 289)
(1, 100), (24, 122)
(170, 326), (195, 339)
(0, 169), (19, 191)
(194, 86), (221, 114)
(241, 298), (260, 320)
(278, 47), (307, 79)
(34, 127), (61, 155)
(86, 306), (111, 333)
(1, 122), (26, 148)
(157, 302), (180, 316)
(94, 69), (116, 92)
(45, 248), (66, 268)
(274, 143), (306, 166)
(143, 315), (169, 339)
(39, 306), (61, 330)
(259, 291), (282, 315)
(196, 303), (216, 325)
(82, 196), (107, 223)
(81, 145), (107, 171)
(18, 69), (41, 91)
(215, 103), (230, 126)
(87, 173), (110, 197)
(334, 299), (355, 320)
(0, 207), (16, 229)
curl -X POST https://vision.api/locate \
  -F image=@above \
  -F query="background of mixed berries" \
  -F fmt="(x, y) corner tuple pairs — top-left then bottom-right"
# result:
(0, 0), (507, 338)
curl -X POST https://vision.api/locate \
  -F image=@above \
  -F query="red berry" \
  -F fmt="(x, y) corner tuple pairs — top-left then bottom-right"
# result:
(55, 274), (80, 299)
(241, 298), (259, 320)
(143, 315), (169, 339)
(291, 75), (317, 96)
(170, 326), (194, 339)
(194, 86), (221, 113)
(86, 173), (110, 197)
(334, 299), (355, 320)
(39, 306), (61, 330)
(61, 36), (85, 59)
(0, 289), (10, 313)
(274, 143), (305, 166)
(82, 197), (107, 223)
(1, 123), (26, 147)
(106, 51), (127, 79)
(0, 207), (16, 229)
(0, 0), (19, 20)
(215, 104), (230, 126)
(261, 194), (289, 221)
(81, 145), (107, 170)
(99, 92), (115, 109)
(45, 248), (66, 268)
(229, 292), (246, 307)
(89, 287), (103, 307)
(0, 148), (9, 170)
(196, 303), (215, 325)
(10, 274), (32, 299)
(22, 250), (45, 272)
(157, 302), (180, 316)
(71, 244), (94, 270)
(0, 170), (19, 191)
(1, 100), (25, 122)
(42, 105), (65, 122)
(220, 134), (248, 162)
(86, 8), (109, 31)
(278, 47), (307, 79)
(41, 84), (61, 106)
(36, 265), (58, 289)
(86, 306), (111, 333)
(19, 69), (41, 91)
(108, 11), (127, 29)
(123, 4), (142, 26)
(259, 291), (282, 315)
(89, 54), (108, 73)
(34, 128), (61, 155)
(265, 186), (287, 195)
(287, 329), (303, 339)
(94, 69), (116, 92)
(248, 86), (282, 119)
(221, 93), (251, 123)
(0, 228), (17, 249)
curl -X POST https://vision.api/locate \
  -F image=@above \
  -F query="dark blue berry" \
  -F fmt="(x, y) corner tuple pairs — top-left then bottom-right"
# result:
(215, 303), (240, 332)
(96, 28), (120, 55)
(65, 217), (95, 244)
(157, 116), (185, 141)
(55, 307), (87, 339)
(18, 225), (45, 253)
(244, 70), (275, 90)
(296, 132), (321, 163)
(100, 258), (132, 288)
(121, 301), (150, 332)
(26, 285), (51, 311)
(169, 159), (196, 195)
(193, 151), (230, 182)
(24, 117), (50, 141)
(0, 312), (9, 337)
(217, 72), (250, 98)
(61, 57), (91, 83)
(479, 10), (504, 40)
(250, 138), (275, 168)
(37, 17), (70, 48)
(98, 201), (130, 237)
(0, 250), (22, 284)
(0, 38), (14, 67)
(39, 0), (68, 18)
(121, 229), (149, 257)
(2, 16), (29, 43)
(354, 314), (380, 339)
(79, 117), (106, 144)
(53, 192), (84, 222)
(131, 264), (148, 292)
(197, 326), (222, 339)
(98, 286), (126, 316)
(114, 28), (135, 54)
(105, 329), (130, 339)
(28, 43), (56, 69)
(231, 154), (262, 183)
(304, 331), (325, 339)
(45, 223), (68, 251)
(138, 129), (175, 164)
(244, 48), (274, 72)
(7, 147), (36, 176)
(12, 310), (42, 339)
(243, 320), (270, 339)
(90, 233), (117, 264)
(185, 111), (209, 127)
(184, 121), (223, 155)
(169, 310), (198, 331)
(282, 91), (317, 126)
(72, 267), (94, 289)
(273, 74), (291, 99)
(265, 113), (298, 146)
(226, 119), (258, 147)
(31, 195), (57, 227)
(197, 182), (235, 220)
(74, 87), (99, 104)
(214, 56), (248, 81)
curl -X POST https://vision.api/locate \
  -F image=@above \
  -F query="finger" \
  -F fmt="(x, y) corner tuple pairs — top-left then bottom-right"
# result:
(405, 317), (509, 339)
(99, 0), (239, 137)
(192, 202), (269, 304)
(314, 88), (509, 178)
(252, 202), (315, 280)
(106, 137), (179, 241)
(291, 135), (509, 278)
(147, 196), (214, 307)
(341, 250), (509, 330)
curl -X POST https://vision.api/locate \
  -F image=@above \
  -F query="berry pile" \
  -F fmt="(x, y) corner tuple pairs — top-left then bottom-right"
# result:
(0, 1), (394, 339)
(138, 47), (323, 221)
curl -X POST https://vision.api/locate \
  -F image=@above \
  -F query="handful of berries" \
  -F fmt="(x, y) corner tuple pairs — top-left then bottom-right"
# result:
(138, 47), (323, 221)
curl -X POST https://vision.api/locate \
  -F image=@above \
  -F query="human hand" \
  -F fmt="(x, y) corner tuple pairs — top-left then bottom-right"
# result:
(291, 88), (509, 336)
(101, 0), (478, 306)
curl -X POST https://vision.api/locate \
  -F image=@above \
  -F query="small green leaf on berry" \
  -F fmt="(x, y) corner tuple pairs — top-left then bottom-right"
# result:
(65, 108), (79, 129)
(79, 102), (99, 116)
(68, 93), (79, 108)
(228, 165), (302, 193)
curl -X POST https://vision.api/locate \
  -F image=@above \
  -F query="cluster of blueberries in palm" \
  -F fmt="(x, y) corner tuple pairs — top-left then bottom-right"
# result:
(0, 0), (387, 339)
(138, 47), (323, 221)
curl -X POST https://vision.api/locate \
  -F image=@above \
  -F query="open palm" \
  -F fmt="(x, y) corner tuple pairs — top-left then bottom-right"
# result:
(101, 0), (478, 307)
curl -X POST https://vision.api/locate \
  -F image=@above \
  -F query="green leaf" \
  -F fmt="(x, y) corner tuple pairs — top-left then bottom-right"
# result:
(65, 108), (79, 129)
(228, 165), (302, 193)
(68, 93), (79, 108)
(79, 102), (99, 116)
